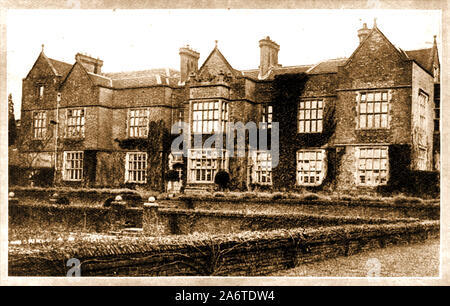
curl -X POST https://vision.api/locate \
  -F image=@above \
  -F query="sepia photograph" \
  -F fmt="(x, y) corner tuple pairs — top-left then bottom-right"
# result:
(1, 0), (447, 288)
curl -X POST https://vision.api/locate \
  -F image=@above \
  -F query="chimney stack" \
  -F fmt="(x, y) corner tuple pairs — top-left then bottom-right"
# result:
(259, 36), (280, 78)
(75, 53), (103, 74)
(357, 23), (371, 44)
(179, 45), (200, 84)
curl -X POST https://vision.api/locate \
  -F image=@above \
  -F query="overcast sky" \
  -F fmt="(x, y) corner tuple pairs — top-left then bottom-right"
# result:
(7, 9), (441, 119)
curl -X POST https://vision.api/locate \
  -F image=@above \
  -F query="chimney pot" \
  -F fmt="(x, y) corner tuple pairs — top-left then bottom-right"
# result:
(75, 52), (103, 74)
(259, 36), (280, 78)
(357, 22), (371, 44)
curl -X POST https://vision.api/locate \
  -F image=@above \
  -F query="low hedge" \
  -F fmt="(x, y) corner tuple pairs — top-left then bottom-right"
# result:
(176, 194), (439, 209)
(158, 207), (418, 226)
(9, 220), (439, 276)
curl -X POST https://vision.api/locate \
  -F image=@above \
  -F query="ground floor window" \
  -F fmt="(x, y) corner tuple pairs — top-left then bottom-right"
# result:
(418, 147), (427, 170)
(251, 151), (272, 184)
(125, 152), (147, 183)
(188, 149), (228, 183)
(63, 151), (83, 181)
(296, 149), (326, 186)
(356, 146), (388, 186)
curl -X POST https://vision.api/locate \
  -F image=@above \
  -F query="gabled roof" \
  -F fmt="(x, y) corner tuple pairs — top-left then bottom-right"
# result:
(241, 69), (260, 80)
(307, 58), (347, 74)
(104, 68), (181, 88)
(26, 51), (72, 79)
(48, 58), (72, 78)
(198, 47), (242, 77)
(60, 61), (181, 89)
(241, 61), (337, 81)
(404, 48), (434, 74)
(273, 65), (313, 75)
(87, 72), (113, 87)
(344, 25), (409, 67)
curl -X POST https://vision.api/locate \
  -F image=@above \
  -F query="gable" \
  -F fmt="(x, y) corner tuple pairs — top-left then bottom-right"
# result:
(197, 48), (239, 80)
(60, 62), (98, 106)
(341, 28), (411, 87)
(25, 53), (58, 80)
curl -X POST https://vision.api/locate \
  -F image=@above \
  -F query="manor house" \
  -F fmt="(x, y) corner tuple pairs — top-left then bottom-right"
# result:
(18, 21), (440, 193)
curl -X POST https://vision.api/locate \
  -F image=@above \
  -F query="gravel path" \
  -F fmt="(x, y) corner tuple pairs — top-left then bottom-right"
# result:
(270, 239), (440, 277)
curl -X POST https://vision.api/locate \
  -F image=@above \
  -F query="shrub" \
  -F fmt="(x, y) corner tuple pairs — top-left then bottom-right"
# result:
(242, 192), (257, 200)
(214, 192), (225, 198)
(103, 197), (114, 207)
(271, 192), (287, 200)
(392, 194), (423, 204)
(302, 193), (320, 201)
(121, 193), (143, 207)
(56, 196), (70, 205)
(214, 170), (230, 191)
(338, 195), (353, 201)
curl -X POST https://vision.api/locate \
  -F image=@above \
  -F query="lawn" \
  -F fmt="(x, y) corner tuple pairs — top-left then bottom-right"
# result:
(270, 238), (440, 277)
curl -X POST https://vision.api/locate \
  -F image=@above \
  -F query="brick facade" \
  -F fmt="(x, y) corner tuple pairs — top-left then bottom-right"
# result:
(18, 23), (440, 192)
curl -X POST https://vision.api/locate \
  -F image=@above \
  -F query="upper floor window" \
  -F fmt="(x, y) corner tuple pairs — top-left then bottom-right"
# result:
(296, 149), (326, 186)
(298, 100), (323, 133)
(418, 91), (428, 146)
(128, 108), (149, 138)
(434, 100), (440, 132)
(358, 92), (389, 129)
(192, 101), (228, 134)
(261, 104), (272, 129)
(66, 108), (85, 138)
(63, 151), (83, 181)
(33, 111), (47, 139)
(356, 146), (388, 186)
(125, 152), (147, 183)
(38, 85), (44, 99)
(177, 108), (184, 123)
(188, 149), (228, 183)
(221, 102), (229, 132)
(433, 65), (439, 83)
(251, 151), (272, 185)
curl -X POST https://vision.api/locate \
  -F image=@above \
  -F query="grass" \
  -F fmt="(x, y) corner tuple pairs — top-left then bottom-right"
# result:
(270, 238), (440, 277)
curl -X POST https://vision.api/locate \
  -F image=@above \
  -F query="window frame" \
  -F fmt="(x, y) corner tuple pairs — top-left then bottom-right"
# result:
(38, 84), (44, 100)
(125, 152), (148, 184)
(434, 99), (440, 132)
(251, 150), (272, 185)
(192, 100), (228, 134)
(356, 146), (389, 186)
(298, 99), (324, 134)
(418, 90), (429, 146)
(65, 107), (86, 138)
(296, 149), (327, 186)
(357, 91), (390, 130)
(32, 110), (47, 139)
(128, 108), (150, 138)
(63, 151), (84, 181)
(188, 149), (228, 183)
(417, 147), (427, 171)
(261, 103), (273, 129)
